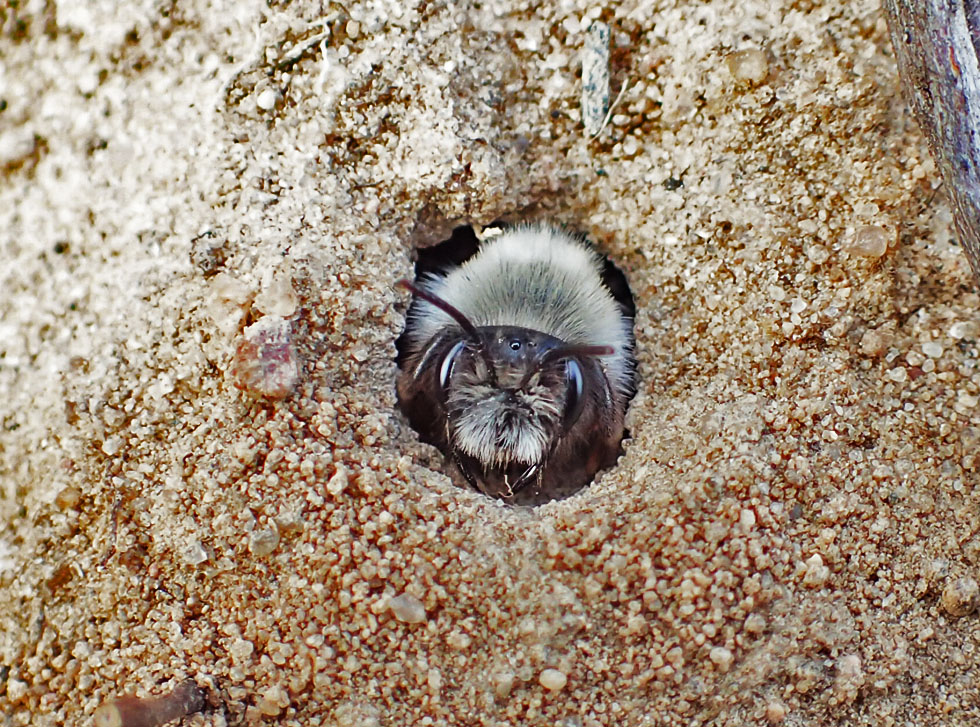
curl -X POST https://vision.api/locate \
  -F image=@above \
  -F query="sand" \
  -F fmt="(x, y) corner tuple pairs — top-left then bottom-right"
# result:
(1, 0), (979, 725)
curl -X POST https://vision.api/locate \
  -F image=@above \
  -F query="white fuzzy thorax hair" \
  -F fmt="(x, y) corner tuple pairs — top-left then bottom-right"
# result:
(405, 224), (634, 398)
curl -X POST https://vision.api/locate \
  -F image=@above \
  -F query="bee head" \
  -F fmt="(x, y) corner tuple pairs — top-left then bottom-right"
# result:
(446, 327), (611, 431)
(398, 280), (612, 473)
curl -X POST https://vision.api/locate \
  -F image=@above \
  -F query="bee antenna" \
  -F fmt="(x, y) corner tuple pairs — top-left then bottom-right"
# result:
(396, 279), (498, 384)
(543, 344), (616, 362)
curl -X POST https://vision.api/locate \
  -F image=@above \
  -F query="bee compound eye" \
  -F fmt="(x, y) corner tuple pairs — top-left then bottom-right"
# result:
(439, 341), (467, 389)
(563, 359), (586, 428)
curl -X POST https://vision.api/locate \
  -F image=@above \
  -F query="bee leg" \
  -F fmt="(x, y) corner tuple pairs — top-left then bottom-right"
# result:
(451, 450), (482, 494)
(510, 463), (539, 494)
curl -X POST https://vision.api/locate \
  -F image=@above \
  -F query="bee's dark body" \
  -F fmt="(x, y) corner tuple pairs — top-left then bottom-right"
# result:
(396, 224), (635, 505)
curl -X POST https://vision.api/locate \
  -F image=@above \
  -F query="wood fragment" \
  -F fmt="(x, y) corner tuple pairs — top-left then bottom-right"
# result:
(93, 680), (205, 727)
(581, 21), (611, 137)
(884, 0), (980, 284)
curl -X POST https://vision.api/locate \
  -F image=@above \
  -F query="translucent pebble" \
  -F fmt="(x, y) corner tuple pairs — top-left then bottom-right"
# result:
(835, 654), (863, 686)
(538, 668), (568, 691)
(326, 465), (349, 496)
(802, 554), (829, 587)
(229, 638), (255, 662)
(491, 669), (515, 698)
(806, 244), (830, 264)
(726, 49), (768, 86)
(766, 701), (787, 723)
(744, 613), (766, 634)
(231, 316), (299, 399)
(210, 273), (251, 305)
(258, 685), (287, 716)
(0, 127), (38, 168)
(250, 527), (280, 557)
(427, 668), (442, 692)
(860, 328), (892, 356)
(844, 225), (890, 258)
(333, 701), (382, 727)
(101, 436), (124, 456)
(886, 366), (908, 383)
(254, 267), (299, 317)
(4, 679), (26, 704)
(709, 646), (734, 672)
(949, 321), (976, 340)
(921, 341), (944, 358)
(183, 541), (209, 566)
(389, 593), (427, 623)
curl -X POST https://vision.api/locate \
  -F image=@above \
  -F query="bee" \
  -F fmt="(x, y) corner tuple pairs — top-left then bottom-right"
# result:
(396, 224), (636, 505)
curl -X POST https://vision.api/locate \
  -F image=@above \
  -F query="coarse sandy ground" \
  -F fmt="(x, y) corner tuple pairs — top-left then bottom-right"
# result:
(1, 0), (979, 725)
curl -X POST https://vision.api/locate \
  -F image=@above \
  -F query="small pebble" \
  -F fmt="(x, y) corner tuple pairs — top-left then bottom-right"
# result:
(765, 701), (787, 723)
(803, 554), (830, 588)
(491, 669), (515, 699)
(962, 427), (980, 448)
(834, 654), (864, 701)
(229, 638), (254, 662)
(231, 316), (299, 400)
(254, 268), (299, 317)
(427, 668), (442, 692)
(806, 243), (830, 264)
(249, 527), (280, 557)
(54, 486), (82, 510)
(921, 341), (944, 359)
(101, 435), (124, 456)
(183, 541), (209, 566)
(389, 593), (427, 623)
(859, 327), (893, 357)
(957, 392), (978, 410)
(256, 88), (279, 111)
(538, 668), (568, 691)
(258, 685), (287, 716)
(844, 225), (890, 258)
(744, 613), (766, 634)
(941, 577), (978, 617)
(886, 366), (908, 383)
(709, 646), (734, 672)
(949, 321), (976, 340)
(326, 465), (349, 496)
(726, 48), (768, 86)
